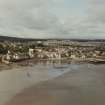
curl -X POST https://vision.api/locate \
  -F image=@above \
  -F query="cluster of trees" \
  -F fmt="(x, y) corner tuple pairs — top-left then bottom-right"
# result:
(0, 44), (8, 54)
(0, 42), (44, 55)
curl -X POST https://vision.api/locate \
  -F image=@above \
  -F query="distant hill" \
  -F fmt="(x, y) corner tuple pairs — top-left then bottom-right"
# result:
(0, 35), (44, 42)
(0, 35), (105, 42)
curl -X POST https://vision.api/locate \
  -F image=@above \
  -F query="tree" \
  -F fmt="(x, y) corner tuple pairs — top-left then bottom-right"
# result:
(0, 44), (7, 54)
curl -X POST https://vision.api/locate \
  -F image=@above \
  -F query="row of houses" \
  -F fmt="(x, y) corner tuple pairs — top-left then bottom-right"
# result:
(0, 40), (105, 64)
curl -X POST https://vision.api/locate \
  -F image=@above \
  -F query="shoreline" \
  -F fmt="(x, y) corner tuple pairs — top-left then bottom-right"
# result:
(5, 57), (105, 65)
(0, 57), (105, 71)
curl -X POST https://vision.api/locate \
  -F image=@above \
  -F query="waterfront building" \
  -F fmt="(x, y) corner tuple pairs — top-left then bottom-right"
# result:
(71, 54), (76, 59)
(6, 51), (12, 60)
(28, 48), (34, 58)
(13, 54), (19, 60)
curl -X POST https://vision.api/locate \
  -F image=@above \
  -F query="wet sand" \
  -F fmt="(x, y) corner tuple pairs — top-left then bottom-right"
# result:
(0, 62), (72, 105)
(5, 64), (105, 105)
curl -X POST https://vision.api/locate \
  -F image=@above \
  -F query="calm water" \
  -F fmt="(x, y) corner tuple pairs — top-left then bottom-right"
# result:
(0, 61), (104, 105)
(0, 61), (73, 105)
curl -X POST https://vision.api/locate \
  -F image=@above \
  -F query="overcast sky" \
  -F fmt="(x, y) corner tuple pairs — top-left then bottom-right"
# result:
(0, 0), (105, 39)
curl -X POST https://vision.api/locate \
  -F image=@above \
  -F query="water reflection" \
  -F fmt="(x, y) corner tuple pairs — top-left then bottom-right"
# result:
(16, 59), (73, 69)
(0, 60), (74, 105)
(0, 59), (96, 105)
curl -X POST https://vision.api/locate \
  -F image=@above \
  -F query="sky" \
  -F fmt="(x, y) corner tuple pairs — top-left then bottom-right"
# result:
(0, 0), (105, 39)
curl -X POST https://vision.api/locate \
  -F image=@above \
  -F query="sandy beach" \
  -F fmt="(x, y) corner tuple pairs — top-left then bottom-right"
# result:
(4, 64), (105, 105)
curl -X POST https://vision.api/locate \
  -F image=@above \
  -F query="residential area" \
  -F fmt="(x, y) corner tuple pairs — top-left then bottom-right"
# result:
(0, 39), (105, 64)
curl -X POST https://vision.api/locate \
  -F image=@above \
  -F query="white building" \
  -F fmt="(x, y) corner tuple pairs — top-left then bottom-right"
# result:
(81, 55), (86, 59)
(13, 54), (20, 60)
(71, 54), (76, 59)
(29, 48), (34, 58)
